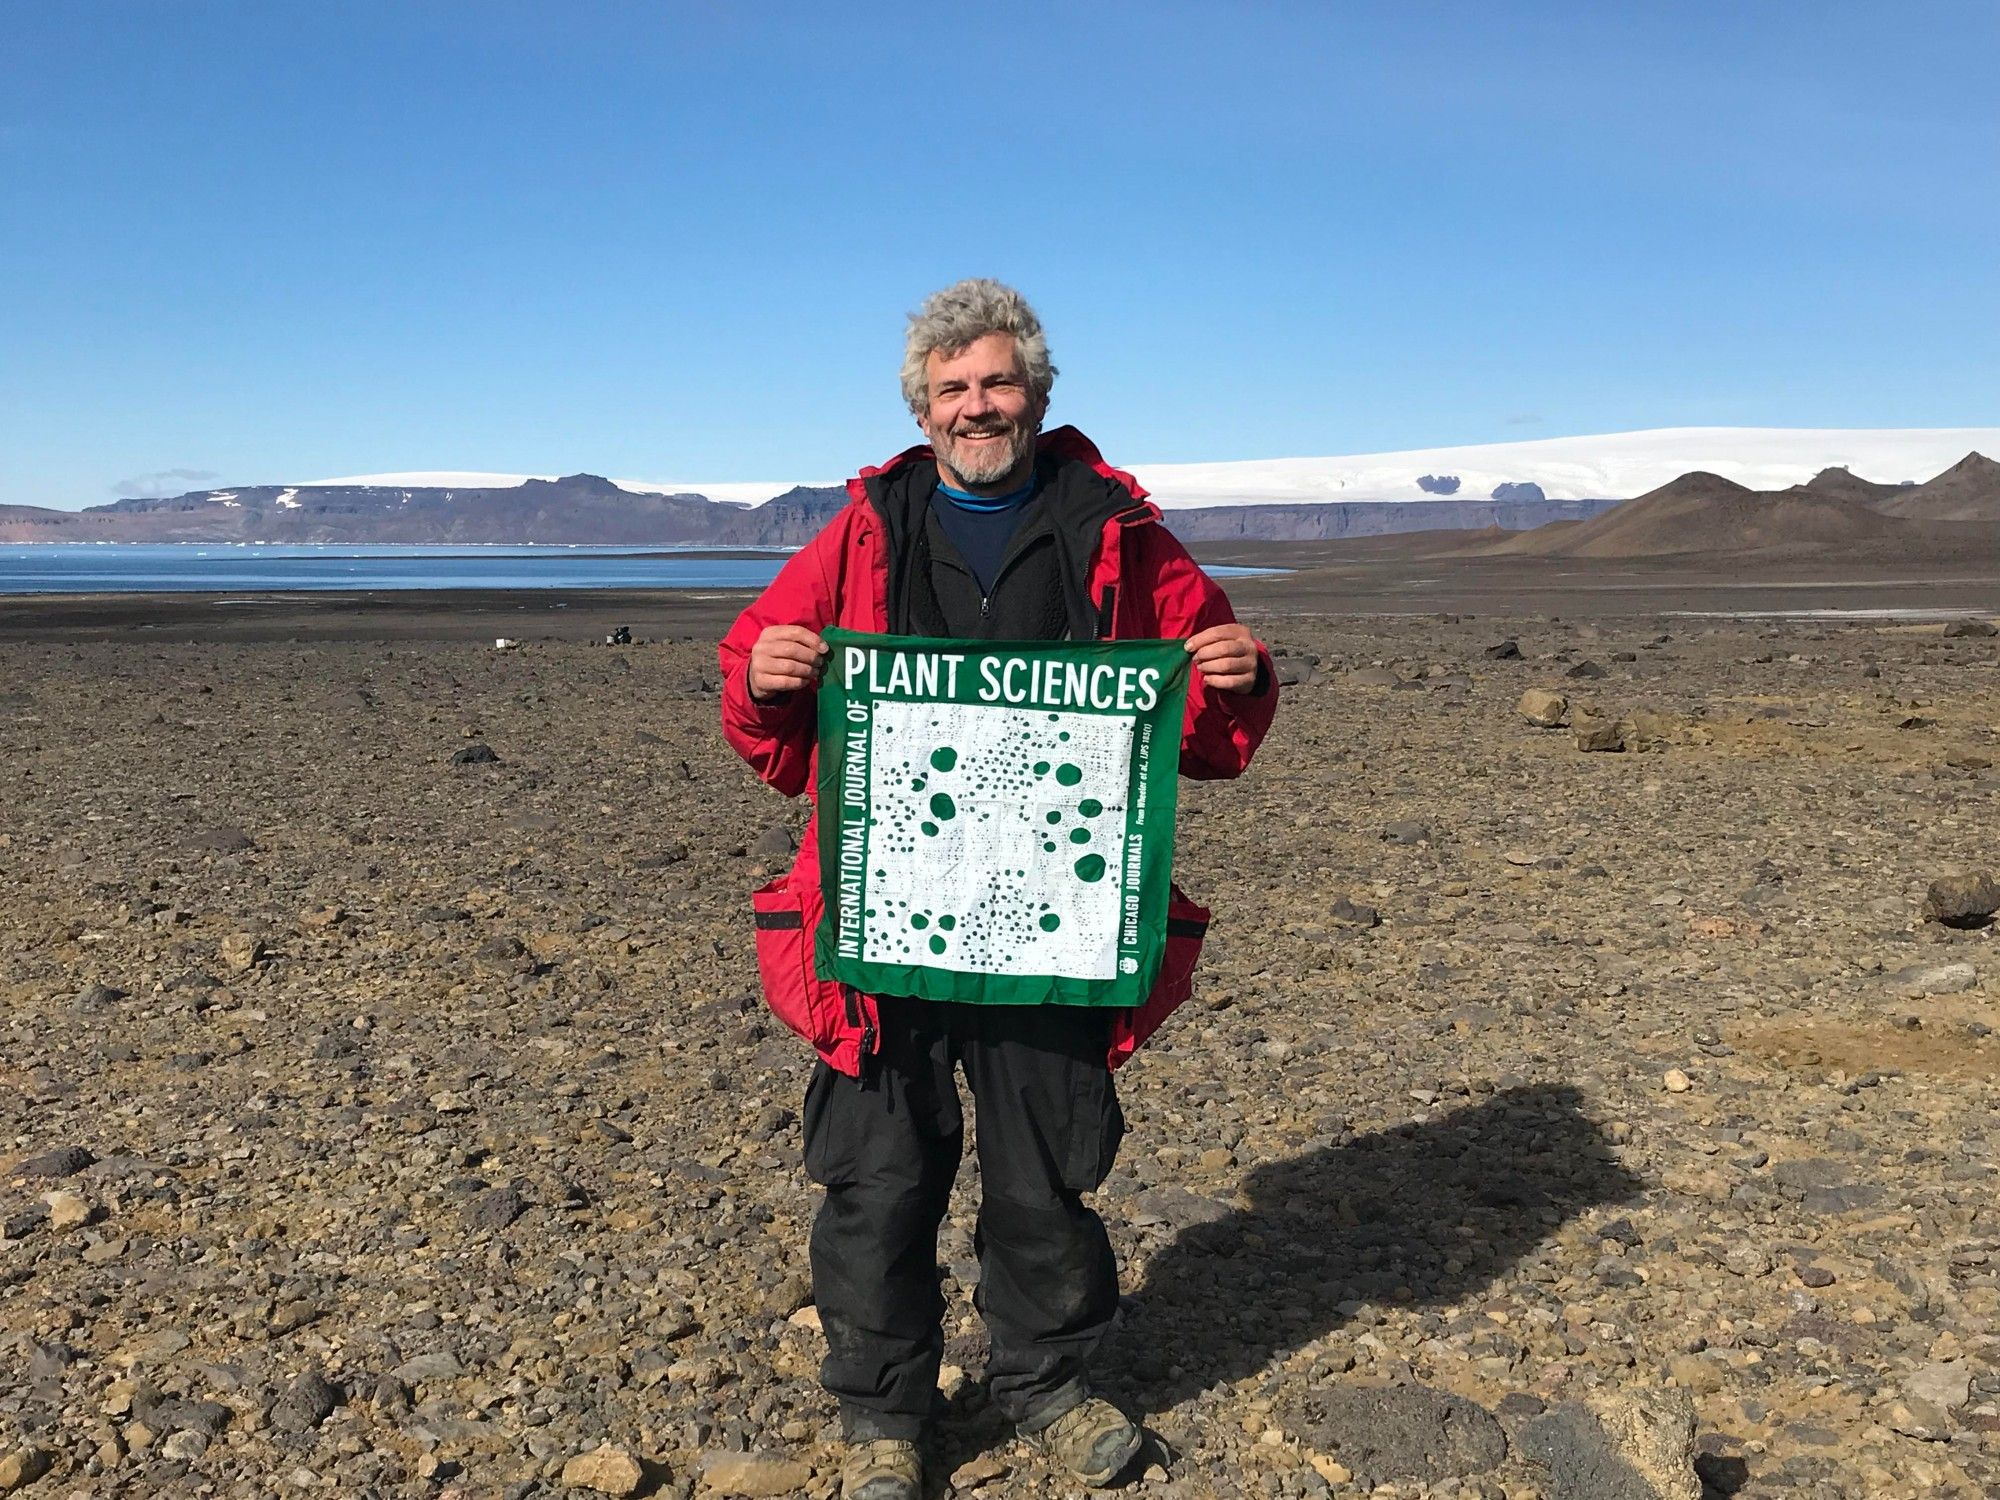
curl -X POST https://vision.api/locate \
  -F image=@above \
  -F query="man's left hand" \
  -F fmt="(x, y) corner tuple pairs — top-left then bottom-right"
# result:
(1186, 623), (1261, 695)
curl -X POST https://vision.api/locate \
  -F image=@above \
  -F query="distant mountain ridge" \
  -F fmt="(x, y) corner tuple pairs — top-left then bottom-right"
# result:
(3, 428), (1995, 548)
(1461, 449), (2000, 561)
(0, 477), (856, 547)
(0, 475), (1613, 546)
(1878, 453), (2000, 522)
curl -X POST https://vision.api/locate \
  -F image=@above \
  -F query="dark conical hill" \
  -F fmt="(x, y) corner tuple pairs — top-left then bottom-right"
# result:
(1878, 453), (2000, 522)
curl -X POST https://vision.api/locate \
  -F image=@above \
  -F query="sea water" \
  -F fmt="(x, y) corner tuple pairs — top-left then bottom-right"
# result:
(0, 544), (1276, 596)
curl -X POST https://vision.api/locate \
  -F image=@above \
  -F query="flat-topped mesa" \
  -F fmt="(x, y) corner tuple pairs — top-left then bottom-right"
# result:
(518, 473), (630, 497)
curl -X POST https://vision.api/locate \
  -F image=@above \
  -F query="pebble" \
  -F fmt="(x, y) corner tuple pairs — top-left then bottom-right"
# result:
(2, 621), (1996, 1496)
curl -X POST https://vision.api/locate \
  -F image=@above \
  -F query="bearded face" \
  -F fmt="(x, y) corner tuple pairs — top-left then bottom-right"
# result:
(918, 332), (1046, 492)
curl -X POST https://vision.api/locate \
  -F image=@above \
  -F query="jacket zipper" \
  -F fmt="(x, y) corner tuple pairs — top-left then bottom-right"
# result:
(843, 987), (879, 1081)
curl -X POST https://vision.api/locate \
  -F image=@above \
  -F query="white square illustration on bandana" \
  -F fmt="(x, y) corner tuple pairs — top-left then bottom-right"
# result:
(815, 630), (1189, 1008)
(861, 700), (1132, 978)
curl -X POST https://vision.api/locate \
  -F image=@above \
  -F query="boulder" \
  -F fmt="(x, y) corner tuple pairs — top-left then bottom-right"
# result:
(697, 1452), (816, 1495)
(0, 1447), (51, 1492)
(1516, 689), (1568, 727)
(1888, 962), (1978, 998)
(750, 824), (796, 861)
(1518, 1388), (1699, 1500)
(1348, 666), (1405, 689)
(1573, 718), (1626, 753)
(1904, 1362), (1971, 1412)
(562, 1445), (647, 1496)
(220, 933), (264, 972)
(1924, 871), (2000, 928)
(1294, 1384), (1506, 1485)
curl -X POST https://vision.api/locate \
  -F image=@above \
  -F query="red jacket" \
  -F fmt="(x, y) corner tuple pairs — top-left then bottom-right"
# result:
(719, 427), (1277, 1076)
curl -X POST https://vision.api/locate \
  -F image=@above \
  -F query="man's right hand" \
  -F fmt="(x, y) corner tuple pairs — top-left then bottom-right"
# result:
(747, 625), (829, 702)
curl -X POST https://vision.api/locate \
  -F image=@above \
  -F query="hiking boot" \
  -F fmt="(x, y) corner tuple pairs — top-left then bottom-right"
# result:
(840, 1437), (923, 1500)
(1021, 1394), (1143, 1485)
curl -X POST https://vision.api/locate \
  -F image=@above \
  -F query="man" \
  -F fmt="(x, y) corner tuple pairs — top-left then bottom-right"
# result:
(719, 279), (1276, 1498)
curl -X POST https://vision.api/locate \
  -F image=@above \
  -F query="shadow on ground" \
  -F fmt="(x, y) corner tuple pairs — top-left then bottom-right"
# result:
(1100, 1084), (1648, 1417)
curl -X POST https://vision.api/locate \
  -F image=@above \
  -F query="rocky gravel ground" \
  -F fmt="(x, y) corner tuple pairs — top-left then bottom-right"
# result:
(2, 608), (1998, 1498)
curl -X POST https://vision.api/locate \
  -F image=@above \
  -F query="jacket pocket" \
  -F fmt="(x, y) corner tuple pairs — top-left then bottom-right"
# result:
(751, 877), (841, 1047)
(1107, 886), (1210, 1070)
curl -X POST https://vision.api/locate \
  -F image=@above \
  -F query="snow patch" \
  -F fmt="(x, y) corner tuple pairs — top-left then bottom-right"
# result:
(300, 428), (2000, 511)
(274, 488), (300, 510)
(301, 471), (831, 507)
(303, 471), (549, 489)
(1124, 427), (2000, 508)
(205, 491), (239, 504)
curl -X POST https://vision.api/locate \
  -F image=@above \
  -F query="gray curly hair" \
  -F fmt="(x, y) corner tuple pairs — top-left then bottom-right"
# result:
(900, 278), (1058, 418)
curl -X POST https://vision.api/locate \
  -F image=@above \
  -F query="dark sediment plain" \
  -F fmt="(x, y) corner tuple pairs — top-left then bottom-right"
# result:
(3, 584), (1999, 1500)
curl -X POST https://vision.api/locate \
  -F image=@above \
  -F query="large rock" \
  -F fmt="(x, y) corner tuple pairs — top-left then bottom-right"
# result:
(1327, 896), (1380, 929)
(1590, 1389), (1700, 1500)
(1924, 871), (2000, 927)
(1942, 617), (1997, 637)
(562, 1445), (647, 1495)
(698, 1451), (815, 1495)
(1904, 1362), (1972, 1412)
(1888, 962), (1979, 998)
(749, 823), (796, 860)
(462, 1185), (527, 1232)
(15, 1145), (94, 1179)
(0, 1446), (51, 1492)
(269, 1368), (343, 1434)
(1348, 666), (1406, 689)
(1516, 688), (1569, 727)
(1518, 1389), (1698, 1500)
(183, 823), (255, 853)
(1273, 656), (1321, 687)
(1573, 717), (1626, 753)
(1887, 1396), (1952, 1441)
(220, 933), (264, 972)
(1293, 1384), (1505, 1485)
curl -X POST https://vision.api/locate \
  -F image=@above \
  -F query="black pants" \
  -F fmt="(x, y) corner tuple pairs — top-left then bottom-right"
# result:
(802, 996), (1125, 1440)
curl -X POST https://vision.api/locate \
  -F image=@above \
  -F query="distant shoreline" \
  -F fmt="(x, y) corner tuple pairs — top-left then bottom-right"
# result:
(0, 550), (1992, 644)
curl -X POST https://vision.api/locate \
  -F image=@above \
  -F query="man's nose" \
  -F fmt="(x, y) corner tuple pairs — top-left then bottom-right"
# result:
(960, 384), (995, 418)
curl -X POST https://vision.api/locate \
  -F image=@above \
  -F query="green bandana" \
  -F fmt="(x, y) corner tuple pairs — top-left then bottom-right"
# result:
(815, 628), (1190, 1007)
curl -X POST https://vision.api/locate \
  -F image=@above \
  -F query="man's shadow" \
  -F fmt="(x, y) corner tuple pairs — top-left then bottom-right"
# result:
(1099, 1083), (1645, 1417)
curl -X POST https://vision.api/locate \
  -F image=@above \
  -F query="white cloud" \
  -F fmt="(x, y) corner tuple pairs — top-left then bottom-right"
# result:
(114, 467), (221, 499)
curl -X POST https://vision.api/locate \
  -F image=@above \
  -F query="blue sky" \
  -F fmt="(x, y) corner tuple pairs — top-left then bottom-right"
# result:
(3, 2), (1995, 508)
